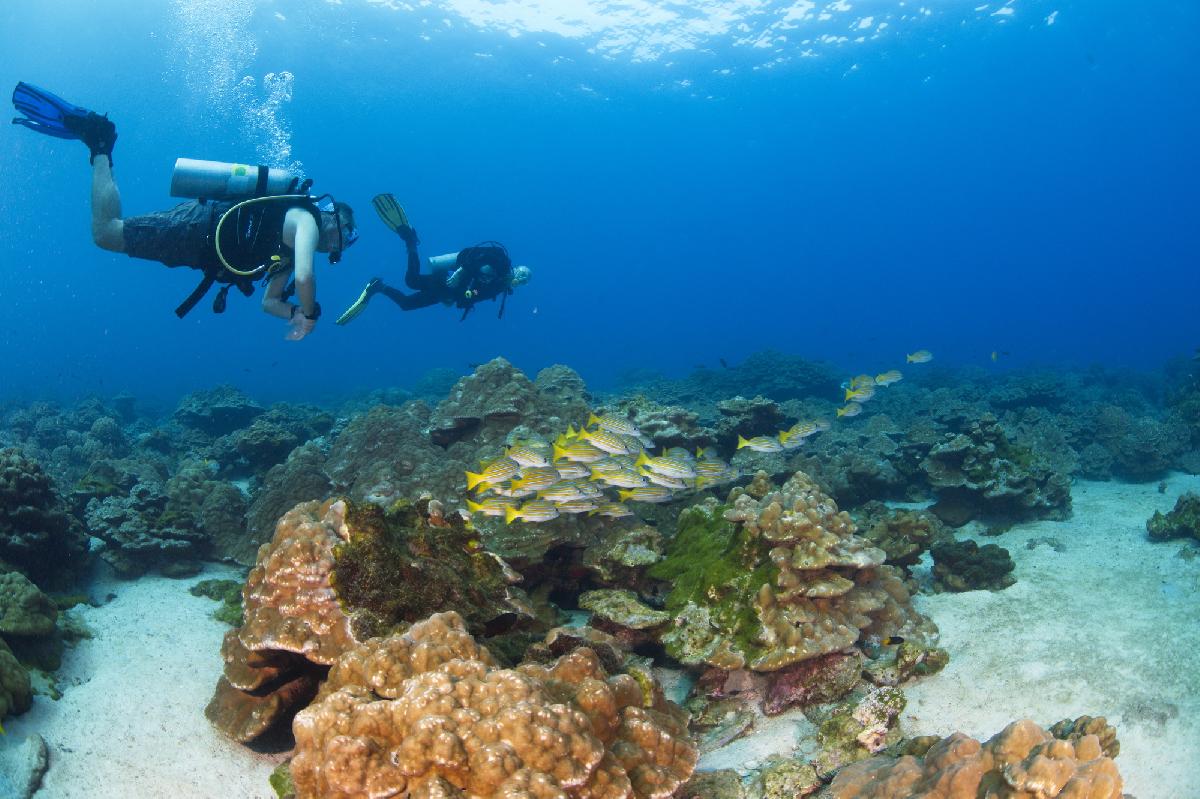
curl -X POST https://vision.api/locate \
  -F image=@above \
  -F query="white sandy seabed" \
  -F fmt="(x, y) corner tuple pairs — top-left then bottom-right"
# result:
(3, 476), (1199, 798)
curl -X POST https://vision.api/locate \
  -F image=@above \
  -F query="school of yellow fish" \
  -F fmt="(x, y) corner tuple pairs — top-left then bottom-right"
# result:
(734, 349), (933, 451)
(469, 351), (933, 524)
(466, 413), (742, 524)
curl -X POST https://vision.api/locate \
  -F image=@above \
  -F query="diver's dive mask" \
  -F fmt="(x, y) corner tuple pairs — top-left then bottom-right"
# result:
(318, 195), (358, 264)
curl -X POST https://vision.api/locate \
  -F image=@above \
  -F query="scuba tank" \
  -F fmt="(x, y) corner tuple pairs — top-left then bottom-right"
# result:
(429, 253), (461, 270)
(170, 158), (305, 201)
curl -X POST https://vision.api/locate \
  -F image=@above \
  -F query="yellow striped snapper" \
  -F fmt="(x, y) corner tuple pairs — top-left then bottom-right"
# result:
(875, 369), (903, 386)
(505, 444), (549, 469)
(553, 440), (608, 463)
(587, 412), (641, 437)
(591, 502), (634, 518)
(465, 497), (518, 517)
(590, 469), (648, 489)
(505, 500), (560, 524)
(538, 482), (588, 503)
(814, 417), (832, 432)
(845, 374), (875, 390)
(465, 457), (521, 491)
(787, 421), (821, 439)
(616, 433), (648, 453)
(576, 480), (605, 499)
(777, 429), (808, 450)
(696, 470), (738, 490)
(845, 384), (876, 403)
(736, 435), (784, 453)
(552, 461), (592, 480)
(837, 403), (863, 418)
(555, 498), (599, 514)
(576, 427), (639, 455)
(635, 451), (697, 480)
(488, 484), (539, 499)
(510, 467), (561, 493)
(618, 486), (676, 503)
(643, 471), (689, 490)
(906, 350), (933, 364)
(695, 456), (733, 479)
(665, 447), (696, 462)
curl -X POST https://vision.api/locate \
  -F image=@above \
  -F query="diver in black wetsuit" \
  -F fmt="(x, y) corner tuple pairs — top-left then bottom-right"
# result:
(335, 194), (531, 325)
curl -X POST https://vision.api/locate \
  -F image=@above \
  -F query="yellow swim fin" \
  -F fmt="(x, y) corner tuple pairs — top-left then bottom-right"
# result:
(372, 193), (410, 235)
(335, 278), (380, 325)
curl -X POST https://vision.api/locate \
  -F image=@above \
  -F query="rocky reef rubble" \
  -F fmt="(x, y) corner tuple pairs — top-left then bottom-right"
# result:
(1146, 491), (1200, 543)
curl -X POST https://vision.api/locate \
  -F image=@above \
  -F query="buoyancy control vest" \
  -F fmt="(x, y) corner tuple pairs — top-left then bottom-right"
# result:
(453, 242), (513, 320)
(174, 196), (321, 318)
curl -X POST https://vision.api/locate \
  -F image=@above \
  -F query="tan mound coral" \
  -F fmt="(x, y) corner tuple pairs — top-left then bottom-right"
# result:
(207, 498), (533, 742)
(291, 611), (697, 799)
(239, 499), (359, 665)
(820, 719), (1123, 798)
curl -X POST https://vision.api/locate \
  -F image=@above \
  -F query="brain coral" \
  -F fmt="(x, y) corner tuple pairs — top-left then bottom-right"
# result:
(291, 611), (697, 799)
(653, 472), (937, 672)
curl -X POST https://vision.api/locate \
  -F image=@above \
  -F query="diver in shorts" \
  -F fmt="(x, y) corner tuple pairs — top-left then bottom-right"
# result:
(11, 81), (358, 340)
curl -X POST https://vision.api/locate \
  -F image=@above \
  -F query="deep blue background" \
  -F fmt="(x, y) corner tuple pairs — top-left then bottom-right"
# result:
(1, 0), (1197, 406)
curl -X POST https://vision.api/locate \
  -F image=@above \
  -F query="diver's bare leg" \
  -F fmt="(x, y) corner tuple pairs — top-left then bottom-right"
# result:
(90, 158), (124, 252)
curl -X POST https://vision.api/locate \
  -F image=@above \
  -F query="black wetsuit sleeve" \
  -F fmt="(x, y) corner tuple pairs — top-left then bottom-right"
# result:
(403, 235), (422, 287)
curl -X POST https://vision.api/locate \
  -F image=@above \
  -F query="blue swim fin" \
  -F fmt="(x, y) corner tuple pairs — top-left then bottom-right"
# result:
(12, 81), (117, 163)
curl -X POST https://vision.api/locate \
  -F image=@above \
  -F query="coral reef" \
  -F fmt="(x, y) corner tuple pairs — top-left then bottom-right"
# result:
(290, 611), (698, 799)
(207, 498), (534, 742)
(810, 687), (908, 777)
(0, 637), (32, 727)
(853, 503), (950, 570)
(427, 358), (588, 447)
(922, 414), (1071, 526)
(0, 571), (60, 728)
(84, 480), (208, 578)
(604, 396), (715, 452)
(206, 403), (333, 477)
(652, 473), (936, 675)
(173, 385), (263, 437)
(244, 442), (332, 561)
(1146, 492), (1200, 542)
(930, 539), (1017, 592)
(819, 718), (1123, 798)
(0, 572), (57, 638)
(0, 448), (88, 589)
(1048, 715), (1120, 759)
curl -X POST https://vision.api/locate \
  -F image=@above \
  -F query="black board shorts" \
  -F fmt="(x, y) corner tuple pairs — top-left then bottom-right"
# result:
(122, 201), (220, 270)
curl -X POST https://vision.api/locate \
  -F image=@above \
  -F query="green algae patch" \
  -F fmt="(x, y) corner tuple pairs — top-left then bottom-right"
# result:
(189, 579), (244, 627)
(269, 761), (295, 799)
(649, 501), (776, 667)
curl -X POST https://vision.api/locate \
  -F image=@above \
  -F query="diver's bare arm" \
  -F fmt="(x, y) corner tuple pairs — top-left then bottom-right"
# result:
(261, 271), (294, 320)
(286, 208), (319, 317)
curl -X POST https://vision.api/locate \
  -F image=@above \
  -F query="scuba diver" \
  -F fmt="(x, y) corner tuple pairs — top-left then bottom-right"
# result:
(10, 81), (358, 341)
(336, 194), (531, 325)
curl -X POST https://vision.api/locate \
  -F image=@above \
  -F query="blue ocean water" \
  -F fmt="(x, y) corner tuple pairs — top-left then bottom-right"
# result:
(0, 0), (1196, 406)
